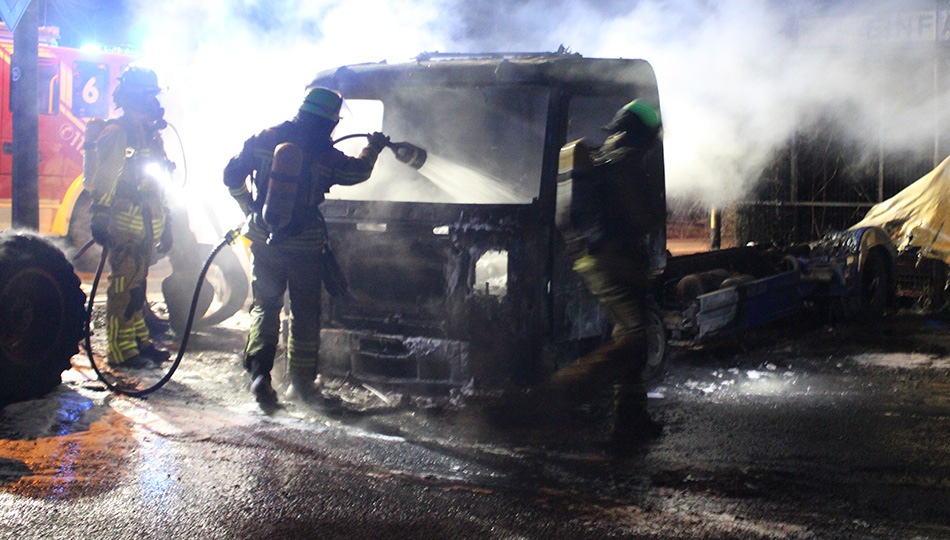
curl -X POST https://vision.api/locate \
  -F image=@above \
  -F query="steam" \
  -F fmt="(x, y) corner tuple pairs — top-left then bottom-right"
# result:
(122, 0), (945, 231)
(449, 0), (946, 205)
(127, 0), (452, 237)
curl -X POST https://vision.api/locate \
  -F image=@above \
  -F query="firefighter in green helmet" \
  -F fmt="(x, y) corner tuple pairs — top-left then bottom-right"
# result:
(87, 65), (174, 369)
(552, 98), (664, 454)
(224, 87), (388, 408)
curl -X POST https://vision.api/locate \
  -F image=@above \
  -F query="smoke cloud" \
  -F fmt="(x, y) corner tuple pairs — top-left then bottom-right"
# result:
(124, 0), (945, 231)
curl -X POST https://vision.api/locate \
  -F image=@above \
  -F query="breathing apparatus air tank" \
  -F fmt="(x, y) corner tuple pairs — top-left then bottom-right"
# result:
(82, 118), (107, 191)
(262, 142), (303, 244)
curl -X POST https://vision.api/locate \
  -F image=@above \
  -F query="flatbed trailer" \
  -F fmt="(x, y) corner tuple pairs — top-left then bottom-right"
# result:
(653, 226), (896, 351)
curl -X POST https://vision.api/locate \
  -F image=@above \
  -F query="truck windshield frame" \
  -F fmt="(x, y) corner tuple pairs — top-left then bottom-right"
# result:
(327, 84), (550, 205)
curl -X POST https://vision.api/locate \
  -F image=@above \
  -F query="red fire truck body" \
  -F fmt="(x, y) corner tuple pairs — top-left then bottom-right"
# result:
(0, 25), (132, 233)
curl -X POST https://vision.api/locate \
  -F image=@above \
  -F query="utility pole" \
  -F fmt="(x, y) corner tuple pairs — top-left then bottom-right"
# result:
(10, 0), (39, 230)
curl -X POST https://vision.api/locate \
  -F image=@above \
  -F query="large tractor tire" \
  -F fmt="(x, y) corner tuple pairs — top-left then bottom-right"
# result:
(192, 243), (249, 328)
(858, 247), (893, 319)
(0, 231), (86, 407)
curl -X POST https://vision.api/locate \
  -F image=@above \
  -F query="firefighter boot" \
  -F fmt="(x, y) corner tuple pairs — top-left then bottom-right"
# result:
(139, 342), (171, 364)
(285, 367), (317, 402)
(605, 382), (662, 456)
(250, 374), (278, 407)
(286, 368), (343, 410)
(109, 354), (155, 370)
(546, 335), (638, 403)
(244, 343), (278, 407)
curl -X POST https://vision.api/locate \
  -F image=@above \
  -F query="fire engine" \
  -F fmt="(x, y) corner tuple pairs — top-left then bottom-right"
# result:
(0, 24), (248, 338)
(0, 24), (132, 235)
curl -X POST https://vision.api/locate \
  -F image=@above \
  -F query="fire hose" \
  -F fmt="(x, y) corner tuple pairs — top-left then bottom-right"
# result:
(334, 133), (427, 169)
(82, 227), (243, 397)
(81, 132), (426, 397)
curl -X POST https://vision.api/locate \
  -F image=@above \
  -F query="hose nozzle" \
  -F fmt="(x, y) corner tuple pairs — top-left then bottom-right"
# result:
(388, 141), (427, 170)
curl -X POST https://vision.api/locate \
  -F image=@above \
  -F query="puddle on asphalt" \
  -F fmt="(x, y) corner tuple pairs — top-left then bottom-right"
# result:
(0, 407), (135, 499)
(0, 382), (260, 501)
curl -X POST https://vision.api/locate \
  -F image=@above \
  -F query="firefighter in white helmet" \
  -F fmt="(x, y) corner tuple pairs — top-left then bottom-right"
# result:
(224, 87), (387, 407)
(88, 66), (174, 369)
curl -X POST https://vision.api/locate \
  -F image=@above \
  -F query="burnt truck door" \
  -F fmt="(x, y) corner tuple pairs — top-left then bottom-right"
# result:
(311, 55), (663, 393)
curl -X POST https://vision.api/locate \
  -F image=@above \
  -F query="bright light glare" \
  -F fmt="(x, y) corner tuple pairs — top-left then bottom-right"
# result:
(79, 43), (103, 54)
(683, 368), (816, 400)
(474, 250), (508, 297)
(145, 161), (172, 185)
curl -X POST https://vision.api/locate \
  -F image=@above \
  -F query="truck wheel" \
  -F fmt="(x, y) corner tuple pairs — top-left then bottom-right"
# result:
(162, 243), (248, 334)
(857, 248), (892, 320)
(0, 231), (86, 406)
(195, 243), (249, 328)
(642, 309), (668, 382)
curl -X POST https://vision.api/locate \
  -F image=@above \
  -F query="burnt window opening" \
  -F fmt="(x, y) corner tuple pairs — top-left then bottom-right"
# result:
(473, 249), (508, 297)
(327, 86), (549, 204)
(567, 94), (641, 145)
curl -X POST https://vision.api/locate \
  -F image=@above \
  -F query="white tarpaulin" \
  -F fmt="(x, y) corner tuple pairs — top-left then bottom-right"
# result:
(851, 154), (950, 263)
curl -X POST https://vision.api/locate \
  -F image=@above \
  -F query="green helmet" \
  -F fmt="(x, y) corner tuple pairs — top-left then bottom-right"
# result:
(623, 99), (660, 128)
(605, 99), (661, 132)
(299, 87), (342, 121)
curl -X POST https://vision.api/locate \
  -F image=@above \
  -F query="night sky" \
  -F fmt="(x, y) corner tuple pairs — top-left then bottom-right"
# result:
(37, 0), (135, 49)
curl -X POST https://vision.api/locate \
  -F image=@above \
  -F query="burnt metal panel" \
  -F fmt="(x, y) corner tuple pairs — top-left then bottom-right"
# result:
(695, 270), (801, 342)
(312, 54), (659, 102)
(320, 328), (470, 388)
(311, 53), (664, 392)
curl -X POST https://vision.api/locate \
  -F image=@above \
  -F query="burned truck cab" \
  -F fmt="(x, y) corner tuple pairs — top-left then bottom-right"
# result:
(311, 52), (665, 393)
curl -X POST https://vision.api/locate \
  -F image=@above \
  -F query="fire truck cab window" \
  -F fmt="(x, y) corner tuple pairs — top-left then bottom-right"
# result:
(70, 61), (109, 118)
(39, 58), (60, 116)
(9, 57), (60, 116)
(327, 86), (548, 204)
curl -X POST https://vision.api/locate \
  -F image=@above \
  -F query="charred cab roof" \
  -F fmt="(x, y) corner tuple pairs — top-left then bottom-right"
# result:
(309, 51), (660, 101)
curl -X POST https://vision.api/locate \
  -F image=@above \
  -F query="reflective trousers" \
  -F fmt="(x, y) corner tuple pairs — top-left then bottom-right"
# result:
(244, 241), (324, 380)
(105, 233), (155, 363)
(573, 239), (650, 391)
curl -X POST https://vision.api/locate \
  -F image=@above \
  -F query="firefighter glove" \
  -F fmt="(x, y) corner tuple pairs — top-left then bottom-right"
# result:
(367, 132), (389, 153)
(157, 209), (173, 254)
(90, 204), (111, 246)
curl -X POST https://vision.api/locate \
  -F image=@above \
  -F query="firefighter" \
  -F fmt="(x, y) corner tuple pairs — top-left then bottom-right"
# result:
(552, 99), (664, 453)
(223, 87), (387, 407)
(88, 66), (174, 369)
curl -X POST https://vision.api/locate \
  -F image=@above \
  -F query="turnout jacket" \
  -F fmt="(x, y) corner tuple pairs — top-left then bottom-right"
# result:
(89, 117), (169, 241)
(224, 120), (381, 250)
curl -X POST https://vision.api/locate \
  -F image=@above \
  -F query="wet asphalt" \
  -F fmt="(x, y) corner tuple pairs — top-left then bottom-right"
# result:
(1, 310), (948, 539)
